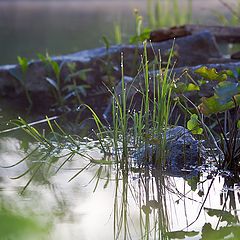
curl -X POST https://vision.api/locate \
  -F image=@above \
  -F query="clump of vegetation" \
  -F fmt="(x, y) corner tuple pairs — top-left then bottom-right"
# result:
(38, 53), (91, 107)
(178, 66), (240, 173)
(146, 0), (192, 28)
(0, 206), (51, 240)
(214, 0), (240, 26)
(88, 41), (175, 168)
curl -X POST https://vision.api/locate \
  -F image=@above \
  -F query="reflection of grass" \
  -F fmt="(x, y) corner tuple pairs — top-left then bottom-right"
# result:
(0, 207), (50, 240)
(5, 113), (240, 239)
(214, 0), (240, 26)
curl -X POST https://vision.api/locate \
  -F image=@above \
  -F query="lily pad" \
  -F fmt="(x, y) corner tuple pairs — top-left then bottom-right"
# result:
(215, 81), (240, 104)
(195, 66), (228, 81)
(198, 94), (240, 115)
(174, 82), (200, 93)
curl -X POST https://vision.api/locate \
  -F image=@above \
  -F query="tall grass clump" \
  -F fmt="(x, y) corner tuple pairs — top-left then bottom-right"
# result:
(96, 40), (176, 168)
(214, 0), (240, 26)
(147, 0), (193, 28)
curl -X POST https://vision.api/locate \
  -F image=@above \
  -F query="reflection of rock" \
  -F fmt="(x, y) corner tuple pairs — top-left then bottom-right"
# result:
(0, 31), (222, 111)
(134, 126), (203, 174)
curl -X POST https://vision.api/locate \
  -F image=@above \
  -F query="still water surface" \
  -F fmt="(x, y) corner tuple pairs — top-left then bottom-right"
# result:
(1, 132), (240, 239)
(0, 0), (235, 64)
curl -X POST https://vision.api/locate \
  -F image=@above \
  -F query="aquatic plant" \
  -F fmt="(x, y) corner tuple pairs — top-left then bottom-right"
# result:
(87, 40), (176, 169)
(181, 66), (240, 173)
(1, 116), (100, 193)
(214, 0), (240, 26)
(38, 53), (91, 107)
(17, 56), (33, 108)
(64, 62), (91, 105)
(147, 0), (193, 28)
(129, 9), (151, 44)
(114, 23), (122, 45)
(38, 53), (64, 106)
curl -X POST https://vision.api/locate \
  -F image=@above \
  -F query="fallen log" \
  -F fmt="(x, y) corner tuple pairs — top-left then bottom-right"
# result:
(150, 24), (240, 43)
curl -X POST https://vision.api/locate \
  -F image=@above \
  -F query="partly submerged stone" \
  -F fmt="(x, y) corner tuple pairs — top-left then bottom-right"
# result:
(134, 126), (203, 174)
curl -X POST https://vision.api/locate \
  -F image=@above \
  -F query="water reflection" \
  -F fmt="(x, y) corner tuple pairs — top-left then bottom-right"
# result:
(1, 135), (240, 239)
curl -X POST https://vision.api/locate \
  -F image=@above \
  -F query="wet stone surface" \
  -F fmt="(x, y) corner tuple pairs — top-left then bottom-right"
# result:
(134, 126), (204, 175)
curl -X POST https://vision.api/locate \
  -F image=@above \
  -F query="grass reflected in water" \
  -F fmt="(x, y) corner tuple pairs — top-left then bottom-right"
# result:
(1, 130), (240, 239)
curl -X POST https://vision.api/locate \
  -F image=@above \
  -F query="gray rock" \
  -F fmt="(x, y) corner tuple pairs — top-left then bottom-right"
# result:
(134, 126), (203, 173)
(0, 31), (222, 110)
(104, 61), (240, 120)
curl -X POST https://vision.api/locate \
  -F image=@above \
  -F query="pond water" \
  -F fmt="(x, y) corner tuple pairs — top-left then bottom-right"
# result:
(1, 133), (240, 239)
(1, 0), (240, 239)
(0, 0), (236, 65)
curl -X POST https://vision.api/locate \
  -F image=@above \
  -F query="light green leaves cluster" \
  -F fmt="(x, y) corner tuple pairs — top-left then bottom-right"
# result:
(194, 66), (240, 116)
(17, 56), (28, 76)
(187, 114), (203, 134)
(195, 66), (230, 82)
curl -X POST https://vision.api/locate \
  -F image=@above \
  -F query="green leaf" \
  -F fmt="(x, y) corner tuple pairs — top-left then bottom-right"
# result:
(147, 200), (160, 209)
(195, 66), (228, 81)
(90, 159), (113, 165)
(198, 190), (204, 197)
(173, 82), (187, 93)
(237, 120), (240, 129)
(67, 62), (77, 73)
(142, 205), (152, 214)
(50, 61), (61, 80)
(102, 35), (110, 50)
(199, 94), (240, 115)
(17, 56), (28, 75)
(215, 81), (240, 104)
(174, 82), (199, 93)
(224, 69), (235, 78)
(237, 67), (240, 78)
(165, 230), (199, 239)
(37, 52), (51, 65)
(187, 175), (199, 191)
(129, 28), (151, 44)
(186, 83), (200, 91)
(187, 114), (203, 134)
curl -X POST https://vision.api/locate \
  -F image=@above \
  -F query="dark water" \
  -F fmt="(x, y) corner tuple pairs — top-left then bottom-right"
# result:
(0, 0), (236, 65)
(0, 1), (143, 65)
